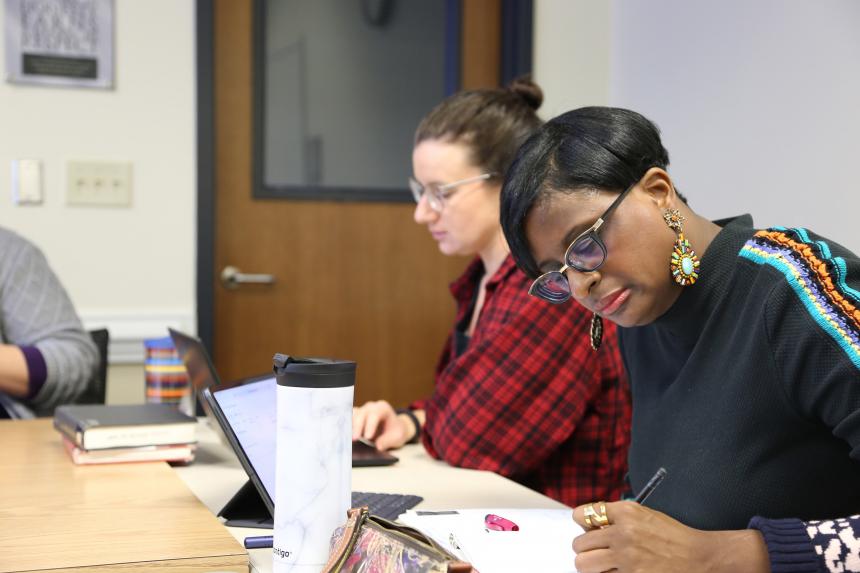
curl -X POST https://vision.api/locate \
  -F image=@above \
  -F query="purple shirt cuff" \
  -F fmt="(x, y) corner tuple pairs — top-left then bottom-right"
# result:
(20, 346), (47, 400)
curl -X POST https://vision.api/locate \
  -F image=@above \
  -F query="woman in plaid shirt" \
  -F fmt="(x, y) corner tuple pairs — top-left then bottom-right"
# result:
(353, 79), (631, 508)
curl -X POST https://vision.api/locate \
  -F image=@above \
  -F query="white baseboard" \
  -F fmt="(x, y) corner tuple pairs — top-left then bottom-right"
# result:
(79, 310), (196, 364)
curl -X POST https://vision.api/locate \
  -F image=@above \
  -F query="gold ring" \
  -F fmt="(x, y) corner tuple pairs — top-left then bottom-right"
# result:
(583, 501), (610, 530)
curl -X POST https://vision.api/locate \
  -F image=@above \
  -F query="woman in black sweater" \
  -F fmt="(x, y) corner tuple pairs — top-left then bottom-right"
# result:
(499, 106), (860, 573)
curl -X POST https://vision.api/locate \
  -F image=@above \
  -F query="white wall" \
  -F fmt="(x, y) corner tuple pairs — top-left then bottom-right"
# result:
(535, 0), (860, 250)
(533, 0), (611, 119)
(0, 0), (197, 402)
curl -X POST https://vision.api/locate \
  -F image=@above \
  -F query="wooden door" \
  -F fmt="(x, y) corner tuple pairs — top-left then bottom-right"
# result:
(212, 0), (500, 406)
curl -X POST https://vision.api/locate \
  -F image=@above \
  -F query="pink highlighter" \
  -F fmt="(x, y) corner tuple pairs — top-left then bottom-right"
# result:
(484, 513), (520, 531)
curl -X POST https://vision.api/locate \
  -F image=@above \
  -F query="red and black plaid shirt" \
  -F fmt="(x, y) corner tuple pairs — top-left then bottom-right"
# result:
(413, 255), (631, 507)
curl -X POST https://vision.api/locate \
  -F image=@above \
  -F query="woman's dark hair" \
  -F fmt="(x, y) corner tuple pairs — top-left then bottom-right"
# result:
(500, 106), (673, 278)
(414, 76), (544, 178)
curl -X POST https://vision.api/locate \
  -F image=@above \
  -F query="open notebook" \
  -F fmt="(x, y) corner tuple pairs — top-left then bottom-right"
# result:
(399, 508), (582, 573)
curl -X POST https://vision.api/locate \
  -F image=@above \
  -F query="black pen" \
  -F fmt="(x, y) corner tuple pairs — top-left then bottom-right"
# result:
(243, 535), (273, 549)
(633, 467), (667, 504)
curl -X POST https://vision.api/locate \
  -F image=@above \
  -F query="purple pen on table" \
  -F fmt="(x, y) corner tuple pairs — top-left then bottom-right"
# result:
(633, 467), (667, 504)
(244, 535), (273, 549)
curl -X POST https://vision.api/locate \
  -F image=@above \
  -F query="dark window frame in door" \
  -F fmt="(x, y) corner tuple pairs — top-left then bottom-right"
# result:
(197, 0), (216, 354)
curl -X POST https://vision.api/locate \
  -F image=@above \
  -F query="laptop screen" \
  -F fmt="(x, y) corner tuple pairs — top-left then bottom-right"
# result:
(169, 328), (269, 418)
(169, 328), (222, 393)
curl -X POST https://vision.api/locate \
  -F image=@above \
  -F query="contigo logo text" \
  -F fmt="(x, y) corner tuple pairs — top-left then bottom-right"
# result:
(273, 546), (292, 559)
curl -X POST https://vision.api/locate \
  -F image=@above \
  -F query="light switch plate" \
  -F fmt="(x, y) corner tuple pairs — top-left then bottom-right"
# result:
(11, 159), (43, 205)
(66, 161), (133, 207)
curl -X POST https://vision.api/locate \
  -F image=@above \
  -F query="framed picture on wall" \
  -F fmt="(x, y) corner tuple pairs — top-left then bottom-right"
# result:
(4, 0), (113, 89)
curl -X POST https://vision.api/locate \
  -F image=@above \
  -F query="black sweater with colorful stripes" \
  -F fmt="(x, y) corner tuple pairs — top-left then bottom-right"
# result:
(619, 215), (860, 572)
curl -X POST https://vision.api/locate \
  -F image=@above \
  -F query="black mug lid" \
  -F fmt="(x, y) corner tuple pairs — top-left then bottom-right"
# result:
(273, 353), (356, 388)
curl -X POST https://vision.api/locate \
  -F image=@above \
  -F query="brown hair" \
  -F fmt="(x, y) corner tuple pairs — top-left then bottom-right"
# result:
(414, 76), (544, 178)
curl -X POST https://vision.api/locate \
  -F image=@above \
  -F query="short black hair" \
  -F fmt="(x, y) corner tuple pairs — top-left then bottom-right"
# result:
(500, 107), (672, 278)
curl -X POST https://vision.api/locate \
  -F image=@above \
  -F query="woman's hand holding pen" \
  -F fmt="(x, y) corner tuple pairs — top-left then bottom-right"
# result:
(570, 502), (771, 573)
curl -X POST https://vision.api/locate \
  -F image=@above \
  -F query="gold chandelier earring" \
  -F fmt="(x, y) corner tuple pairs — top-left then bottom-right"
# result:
(590, 313), (603, 350)
(663, 209), (700, 286)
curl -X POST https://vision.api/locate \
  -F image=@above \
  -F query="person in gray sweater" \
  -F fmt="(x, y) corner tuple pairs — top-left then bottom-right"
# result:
(0, 227), (98, 418)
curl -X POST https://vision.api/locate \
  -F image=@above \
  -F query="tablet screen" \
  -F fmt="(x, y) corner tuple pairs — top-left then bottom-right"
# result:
(210, 377), (278, 502)
(206, 375), (400, 516)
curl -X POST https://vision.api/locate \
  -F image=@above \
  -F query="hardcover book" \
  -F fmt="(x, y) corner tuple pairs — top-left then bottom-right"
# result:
(61, 436), (196, 465)
(54, 403), (197, 450)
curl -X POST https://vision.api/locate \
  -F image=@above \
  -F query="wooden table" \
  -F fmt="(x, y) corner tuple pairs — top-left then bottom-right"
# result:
(0, 419), (247, 573)
(0, 417), (568, 573)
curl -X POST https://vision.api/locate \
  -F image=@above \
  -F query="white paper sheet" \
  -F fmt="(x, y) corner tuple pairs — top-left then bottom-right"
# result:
(400, 508), (583, 573)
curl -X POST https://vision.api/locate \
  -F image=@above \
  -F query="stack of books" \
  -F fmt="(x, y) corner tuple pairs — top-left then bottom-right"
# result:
(53, 403), (198, 465)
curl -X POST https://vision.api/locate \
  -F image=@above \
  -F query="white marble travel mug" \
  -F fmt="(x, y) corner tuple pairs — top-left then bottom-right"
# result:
(272, 354), (354, 573)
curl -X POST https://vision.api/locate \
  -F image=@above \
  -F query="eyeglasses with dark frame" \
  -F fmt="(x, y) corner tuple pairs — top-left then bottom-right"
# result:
(528, 183), (635, 304)
(408, 172), (496, 212)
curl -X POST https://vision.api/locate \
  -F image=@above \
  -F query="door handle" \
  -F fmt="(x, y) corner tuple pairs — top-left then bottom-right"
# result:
(220, 266), (276, 289)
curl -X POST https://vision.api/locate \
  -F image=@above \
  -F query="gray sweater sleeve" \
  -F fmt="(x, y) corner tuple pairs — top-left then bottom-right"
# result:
(0, 229), (98, 413)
